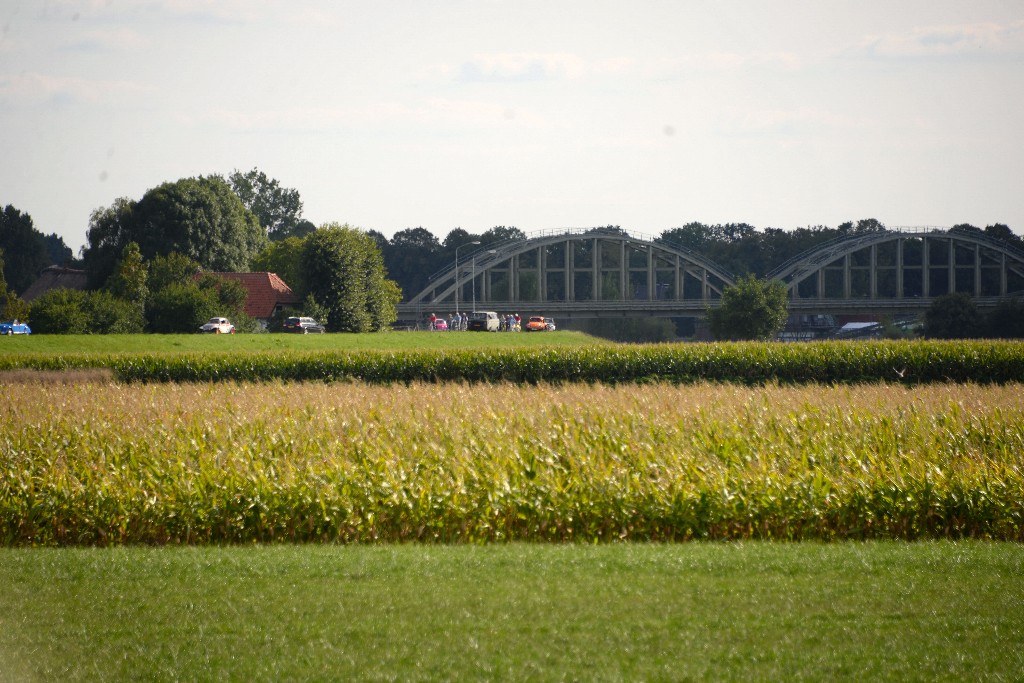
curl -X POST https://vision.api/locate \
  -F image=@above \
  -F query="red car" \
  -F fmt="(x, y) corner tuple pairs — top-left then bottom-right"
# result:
(525, 316), (548, 331)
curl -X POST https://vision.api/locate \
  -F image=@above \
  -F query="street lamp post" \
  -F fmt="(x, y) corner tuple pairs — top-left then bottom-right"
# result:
(473, 249), (497, 313)
(454, 241), (480, 316)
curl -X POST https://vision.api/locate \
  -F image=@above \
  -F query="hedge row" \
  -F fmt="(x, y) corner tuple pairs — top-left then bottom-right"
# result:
(2, 340), (1023, 385)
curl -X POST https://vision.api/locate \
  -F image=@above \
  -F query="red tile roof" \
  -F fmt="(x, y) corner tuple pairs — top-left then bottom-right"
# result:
(207, 272), (301, 319)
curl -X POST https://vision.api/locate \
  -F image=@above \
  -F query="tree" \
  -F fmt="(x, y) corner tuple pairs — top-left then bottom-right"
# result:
(480, 225), (526, 247)
(43, 233), (74, 266)
(106, 242), (148, 309)
(0, 248), (30, 322)
(83, 176), (267, 286)
(986, 297), (1024, 338)
(147, 252), (201, 293)
(383, 227), (443, 301)
(146, 283), (222, 334)
(984, 223), (1022, 247)
(83, 197), (135, 288)
(838, 218), (886, 235)
(0, 205), (49, 294)
(924, 292), (983, 339)
(83, 291), (145, 333)
(302, 223), (401, 332)
(251, 236), (307, 296)
(227, 168), (305, 241)
(707, 275), (789, 341)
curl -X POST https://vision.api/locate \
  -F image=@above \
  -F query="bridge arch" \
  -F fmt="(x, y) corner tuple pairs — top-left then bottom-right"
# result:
(402, 228), (735, 316)
(768, 228), (1024, 303)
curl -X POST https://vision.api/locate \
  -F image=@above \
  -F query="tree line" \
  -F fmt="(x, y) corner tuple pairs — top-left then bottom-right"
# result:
(2, 166), (1021, 336)
(1, 169), (399, 333)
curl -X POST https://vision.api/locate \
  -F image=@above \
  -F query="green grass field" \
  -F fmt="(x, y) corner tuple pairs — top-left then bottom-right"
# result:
(0, 330), (604, 355)
(1, 542), (1021, 681)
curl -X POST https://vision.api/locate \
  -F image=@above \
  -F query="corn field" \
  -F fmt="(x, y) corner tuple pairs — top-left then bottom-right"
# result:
(1, 340), (1023, 384)
(2, 381), (1022, 545)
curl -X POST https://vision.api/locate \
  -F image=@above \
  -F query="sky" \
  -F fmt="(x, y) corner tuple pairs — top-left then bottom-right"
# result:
(2, 0), (1023, 254)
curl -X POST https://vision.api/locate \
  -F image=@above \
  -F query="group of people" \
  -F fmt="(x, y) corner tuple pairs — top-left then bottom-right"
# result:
(498, 314), (521, 332)
(429, 312), (469, 331)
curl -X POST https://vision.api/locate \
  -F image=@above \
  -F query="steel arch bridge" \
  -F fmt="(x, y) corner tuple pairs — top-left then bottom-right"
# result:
(395, 227), (1024, 320)
(768, 227), (1024, 315)
(398, 228), (735, 320)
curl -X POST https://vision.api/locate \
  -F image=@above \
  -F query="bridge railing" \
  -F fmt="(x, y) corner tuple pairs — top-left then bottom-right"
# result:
(422, 226), (736, 286)
(766, 226), (1024, 282)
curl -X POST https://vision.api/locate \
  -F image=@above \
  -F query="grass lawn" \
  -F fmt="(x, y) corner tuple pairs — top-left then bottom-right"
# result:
(1, 542), (1021, 681)
(0, 330), (605, 355)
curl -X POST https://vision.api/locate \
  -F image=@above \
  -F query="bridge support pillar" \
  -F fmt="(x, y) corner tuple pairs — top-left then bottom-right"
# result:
(843, 254), (851, 299)
(923, 238), (930, 298)
(974, 244), (981, 297)
(897, 238), (904, 298)
(948, 239), (955, 295)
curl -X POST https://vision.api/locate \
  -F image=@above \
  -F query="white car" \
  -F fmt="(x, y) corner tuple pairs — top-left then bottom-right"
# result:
(199, 317), (236, 334)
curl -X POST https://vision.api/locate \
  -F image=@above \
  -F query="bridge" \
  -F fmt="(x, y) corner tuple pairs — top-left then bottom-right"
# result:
(396, 227), (1024, 321)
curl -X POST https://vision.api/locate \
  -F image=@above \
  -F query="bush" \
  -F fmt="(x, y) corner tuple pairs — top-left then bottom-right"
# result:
(27, 288), (143, 334)
(925, 293), (983, 339)
(986, 297), (1024, 338)
(146, 283), (221, 333)
(85, 291), (145, 333)
(28, 289), (91, 333)
(707, 275), (788, 341)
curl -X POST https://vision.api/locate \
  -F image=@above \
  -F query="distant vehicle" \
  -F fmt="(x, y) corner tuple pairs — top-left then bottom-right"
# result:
(0, 320), (31, 335)
(525, 316), (548, 331)
(434, 318), (449, 331)
(199, 317), (235, 334)
(468, 311), (500, 332)
(283, 316), (326, 334)
(545, 318), (556, 331)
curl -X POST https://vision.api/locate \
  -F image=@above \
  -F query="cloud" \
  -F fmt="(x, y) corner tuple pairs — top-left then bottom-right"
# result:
(0, 72), (153, 105)
(60, 27), (148, 52)
(853, 20), (1024, 59)
(458, 53), (587, 83)
(719, 107), (864, 137)
(195, 98), (547, 131)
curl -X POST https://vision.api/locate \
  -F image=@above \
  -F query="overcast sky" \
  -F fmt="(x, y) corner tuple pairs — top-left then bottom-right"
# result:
(2, 0), (1023, 254)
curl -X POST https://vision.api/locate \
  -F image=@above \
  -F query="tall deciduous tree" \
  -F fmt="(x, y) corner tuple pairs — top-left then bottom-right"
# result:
(83, 176), (266, 287)
(382, 227), (443, 301)
(106, 242), (148, 308)
(147, 252), (201, 293)
(251, 236), (307, 296)
(0, 205), (49, 294)
(0, 248), (31, 322)
(227, 168), (305, 241)
(302, 223), (401, 332)
(707, 275), (789, 341)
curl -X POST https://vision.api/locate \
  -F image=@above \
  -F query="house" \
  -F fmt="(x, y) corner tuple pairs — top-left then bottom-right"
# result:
(207, 272), (301, 329)
(21, 265), (88, 302)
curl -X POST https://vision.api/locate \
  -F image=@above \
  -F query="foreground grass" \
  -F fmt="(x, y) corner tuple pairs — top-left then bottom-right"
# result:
(4, 382), (1022, 544)
(0, 542), (1020, 681)
(0, 330), (601, 355)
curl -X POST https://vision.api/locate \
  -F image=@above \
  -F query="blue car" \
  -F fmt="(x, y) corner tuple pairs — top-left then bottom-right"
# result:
(0, 320), (31, 335)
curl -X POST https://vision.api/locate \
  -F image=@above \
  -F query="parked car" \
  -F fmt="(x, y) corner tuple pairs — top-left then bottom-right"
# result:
(545, 318), (556, 331)
(0, 320), (31, 335)
(283, 316), (326, 334)
(198, 317), (234, 333)
(525, 316), (548, 331)
(434, 318), (449, 331)
(468, 311), (500, 332)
